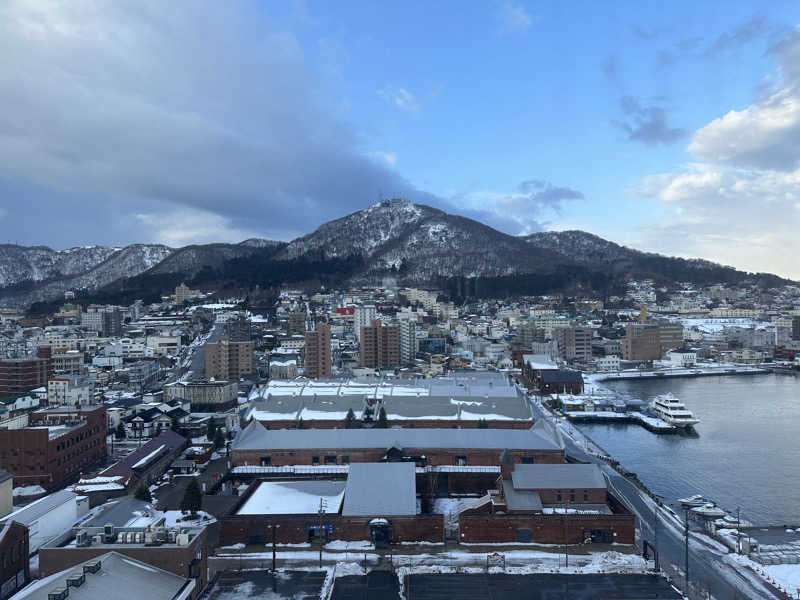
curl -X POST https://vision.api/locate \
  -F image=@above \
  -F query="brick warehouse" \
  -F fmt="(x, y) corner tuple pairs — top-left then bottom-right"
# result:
(231, 420), (565, 467)
(0, 405), (106, 491)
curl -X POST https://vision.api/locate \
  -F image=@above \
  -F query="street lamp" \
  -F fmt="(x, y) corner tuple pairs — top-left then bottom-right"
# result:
(267, 523), (280, 572)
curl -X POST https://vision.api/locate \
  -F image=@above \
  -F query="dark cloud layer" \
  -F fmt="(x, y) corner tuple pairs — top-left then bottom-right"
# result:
(0, 1), (441, 248)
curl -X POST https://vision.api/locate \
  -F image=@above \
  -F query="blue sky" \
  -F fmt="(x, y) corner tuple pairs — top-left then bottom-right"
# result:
(2, 1), (800, 277)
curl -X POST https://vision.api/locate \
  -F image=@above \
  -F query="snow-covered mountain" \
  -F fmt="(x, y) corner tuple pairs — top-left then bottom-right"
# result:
(0, 244), (173, 305)
(0, 200), (789, 307)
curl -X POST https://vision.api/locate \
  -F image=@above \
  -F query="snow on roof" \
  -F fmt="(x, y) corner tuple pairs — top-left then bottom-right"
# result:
(131, 444), (165, 469)
(236, 481), (345, 515)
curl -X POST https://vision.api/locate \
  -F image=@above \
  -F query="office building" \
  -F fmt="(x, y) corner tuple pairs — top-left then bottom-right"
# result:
(398, 319), (416, 366)
(47, 376), (92, 407)
(552, 326), (593, 362)
(0, 357), (52, 397)
(81, 305), (122, 337)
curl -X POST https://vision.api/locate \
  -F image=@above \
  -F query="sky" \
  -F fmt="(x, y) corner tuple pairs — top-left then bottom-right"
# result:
(2, 1), (800, 278)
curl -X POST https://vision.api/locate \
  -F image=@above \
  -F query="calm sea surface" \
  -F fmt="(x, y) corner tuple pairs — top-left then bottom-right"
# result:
(577, 373), (800, 525)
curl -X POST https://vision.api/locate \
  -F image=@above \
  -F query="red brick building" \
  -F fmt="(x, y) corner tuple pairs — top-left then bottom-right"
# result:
(232, 420), (564, 467)
(0, 520), (29, 600)
(0, 406), (107, 491)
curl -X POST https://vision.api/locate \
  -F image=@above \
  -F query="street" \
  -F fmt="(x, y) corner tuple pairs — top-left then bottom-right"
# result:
(529, 397), (779, 600)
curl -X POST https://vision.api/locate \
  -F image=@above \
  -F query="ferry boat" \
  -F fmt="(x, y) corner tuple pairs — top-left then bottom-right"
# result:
(679, 494), (706, 508)
(651, 393), (700, 428)
(691, 503), (727, 519)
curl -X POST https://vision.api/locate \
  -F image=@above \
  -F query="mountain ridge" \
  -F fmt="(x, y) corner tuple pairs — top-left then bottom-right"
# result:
(0, 200), (791, 307)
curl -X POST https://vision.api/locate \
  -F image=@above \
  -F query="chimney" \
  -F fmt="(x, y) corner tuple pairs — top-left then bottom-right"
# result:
(499, 448), (514, 480)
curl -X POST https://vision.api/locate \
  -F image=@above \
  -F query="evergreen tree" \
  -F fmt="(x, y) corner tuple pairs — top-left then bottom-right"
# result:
(377, 407), (388, 428)
(115, 422), (126, 440)
(213, 428), (225, 449)
(206, 420), (217, 441)
(180, 478), (202, 517)
(344, 408), (356, 429)
(134, 483), (152, 502)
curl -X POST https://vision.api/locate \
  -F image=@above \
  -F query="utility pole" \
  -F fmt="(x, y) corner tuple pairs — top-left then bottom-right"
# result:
(563, 501), (570, 568)
(318, 498), (327, 568)
(684, 508), (690, 587)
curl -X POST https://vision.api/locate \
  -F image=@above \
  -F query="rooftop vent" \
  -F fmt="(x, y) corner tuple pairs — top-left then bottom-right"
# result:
(66, 573), (85, 588)
(83, 560), (101, 574)
(48, 588), (69, 600)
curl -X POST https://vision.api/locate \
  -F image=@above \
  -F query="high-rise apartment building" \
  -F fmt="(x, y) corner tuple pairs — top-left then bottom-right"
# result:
(0, 357), (52, 397)
(81, 305), (122, 337)
(304, 324), (331, 379)
(205, 337), (254, 380)
(353, 305), (377, 342)
(360, 319), (399, 369)
(398, 319), (416, 366)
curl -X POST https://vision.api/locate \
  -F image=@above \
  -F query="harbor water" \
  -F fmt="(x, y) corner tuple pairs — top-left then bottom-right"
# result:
(577, 373), (800, 525)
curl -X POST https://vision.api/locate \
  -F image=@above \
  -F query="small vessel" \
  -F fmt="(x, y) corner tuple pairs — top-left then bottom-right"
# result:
(691, 503), (727, 518)
(679, 494), (706, 508)
(652, 393), (700, 428)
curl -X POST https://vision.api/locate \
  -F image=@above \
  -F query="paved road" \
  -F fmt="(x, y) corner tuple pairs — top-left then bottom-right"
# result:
(529, 397), (777, 600)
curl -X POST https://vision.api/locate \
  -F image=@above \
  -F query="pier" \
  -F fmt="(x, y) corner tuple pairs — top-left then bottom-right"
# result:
(595, 365), (768, 381)
(564, 410), (679, 433)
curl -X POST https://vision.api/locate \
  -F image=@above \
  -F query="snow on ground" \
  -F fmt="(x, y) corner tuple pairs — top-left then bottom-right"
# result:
(13, 485), (45, 497)
(763, 564), (800, 594)
(324, 540), (374, 550)
(158, 510), (216, 527)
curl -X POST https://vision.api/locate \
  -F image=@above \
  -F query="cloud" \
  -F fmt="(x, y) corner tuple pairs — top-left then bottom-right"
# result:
(0, 1), (435, 248)
(378, 85), (421, 113)
(611, 96), (687, 146)
(707, 15), (768, 55)
(447, 179), (584, 236)
(372, 152), (397, 166)
(497, 1), (532, 33)
(631, 28), (800, 279)
(602, 55), (620, 85)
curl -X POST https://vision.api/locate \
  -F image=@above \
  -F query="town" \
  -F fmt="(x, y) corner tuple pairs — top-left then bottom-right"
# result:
(0, 278), (797, 599)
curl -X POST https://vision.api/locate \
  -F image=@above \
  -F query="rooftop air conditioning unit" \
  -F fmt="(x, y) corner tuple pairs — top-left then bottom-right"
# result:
(168, 529), (177, 543)
(155, 527), (167, 541)
(135, 532), (143, 543)
(92, 534), (104, 545)
(175, 533), (190, 546)
(75, 530), (89, 547)
(66, 573), (85, 588)
(125, 532), (134, 544)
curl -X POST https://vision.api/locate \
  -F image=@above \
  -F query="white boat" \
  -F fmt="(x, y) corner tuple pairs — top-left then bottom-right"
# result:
(651, 393), (700, 428)
(679, 494), (706, 508)
(691, 503), (727, 518)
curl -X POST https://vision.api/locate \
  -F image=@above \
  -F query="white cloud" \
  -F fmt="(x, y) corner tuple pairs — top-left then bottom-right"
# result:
(373, 151), (397, 166)
(632, 27), (800, 279)
(378, 85), (420, 113)
(135, 208), (262, 247)
(498, 1), (532, 33)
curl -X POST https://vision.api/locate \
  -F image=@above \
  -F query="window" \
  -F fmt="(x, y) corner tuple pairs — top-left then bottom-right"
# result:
(522, 456), (534, 464)
(557, 490), (562, 502)
(341, 456), (350, 464)
(569, 489), (575, 503)
(455, 455), (467, 466)
(312, 456), (320, 465)
(324, 455), (337, 465)
(583, 489), (589, 502)
(260, 456), (271, 466)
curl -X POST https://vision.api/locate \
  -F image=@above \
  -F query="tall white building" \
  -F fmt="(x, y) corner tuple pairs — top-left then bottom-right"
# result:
(398, 319), (416, 366)
(47, 375), (92, 406)
(354, 305), (377, 342)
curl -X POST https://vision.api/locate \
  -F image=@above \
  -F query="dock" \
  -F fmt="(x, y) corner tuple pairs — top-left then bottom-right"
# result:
(564, 410), (678, 433)
(595, 365), (768, 381)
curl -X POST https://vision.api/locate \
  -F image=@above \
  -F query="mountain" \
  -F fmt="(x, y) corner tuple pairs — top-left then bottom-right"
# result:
(278, 199), (565, 280)
(144, 241), (284, 278)
(2, 200), (791, 308)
